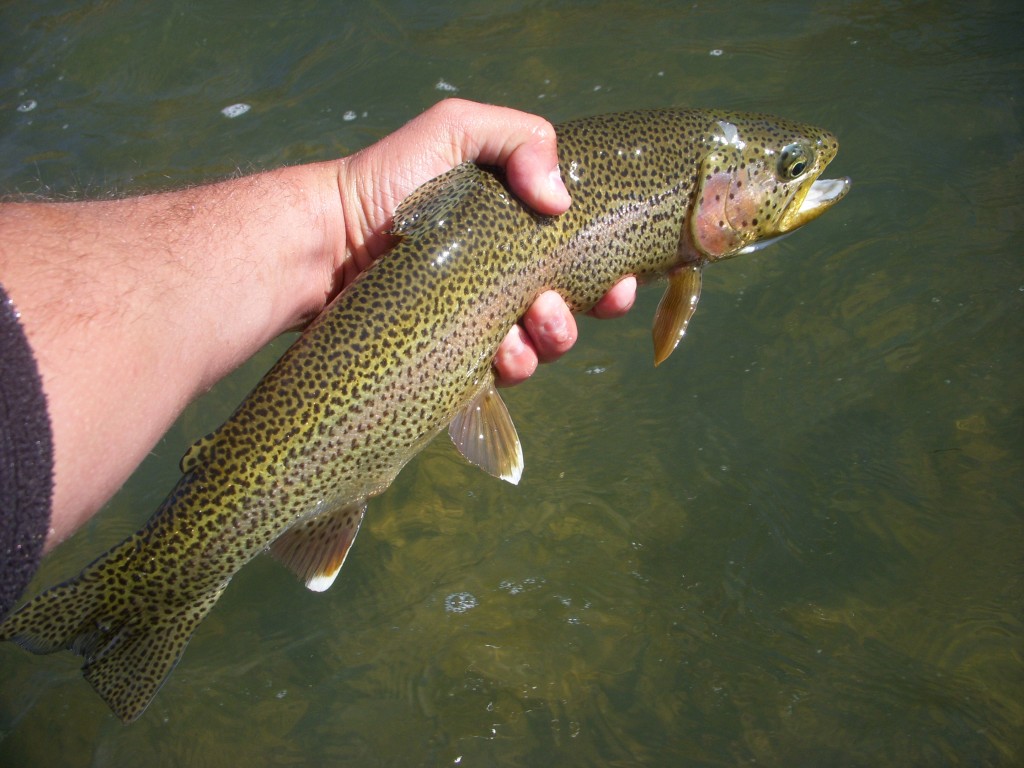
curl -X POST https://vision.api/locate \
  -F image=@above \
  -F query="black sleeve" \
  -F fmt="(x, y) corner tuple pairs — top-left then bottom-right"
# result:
(0, 282), (53, 617)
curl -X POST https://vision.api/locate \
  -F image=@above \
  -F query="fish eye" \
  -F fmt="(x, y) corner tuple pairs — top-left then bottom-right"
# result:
(777, 143), (814, 180)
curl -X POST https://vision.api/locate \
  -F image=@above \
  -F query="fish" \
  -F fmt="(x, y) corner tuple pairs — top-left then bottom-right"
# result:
(0, 108), (850, 722)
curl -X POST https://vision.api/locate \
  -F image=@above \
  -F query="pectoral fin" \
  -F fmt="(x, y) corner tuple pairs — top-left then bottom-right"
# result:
(652, 265), (702, 366)
(449, 379), (524, 485)
(270, 501), (367, 592)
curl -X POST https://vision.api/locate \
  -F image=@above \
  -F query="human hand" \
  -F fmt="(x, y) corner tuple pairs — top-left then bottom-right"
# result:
(335, 99), (636, 386)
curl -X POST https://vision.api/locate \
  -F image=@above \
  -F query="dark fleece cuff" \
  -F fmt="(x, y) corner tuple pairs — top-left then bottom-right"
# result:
(0, 283), (52, 617)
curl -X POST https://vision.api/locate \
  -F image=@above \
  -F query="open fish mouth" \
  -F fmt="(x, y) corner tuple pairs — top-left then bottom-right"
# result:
(781, 176), (851, 232)
(799, 177), (851, 216)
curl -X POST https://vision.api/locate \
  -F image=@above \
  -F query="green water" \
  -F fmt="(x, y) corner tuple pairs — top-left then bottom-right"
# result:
(2, 1), (1021, 765)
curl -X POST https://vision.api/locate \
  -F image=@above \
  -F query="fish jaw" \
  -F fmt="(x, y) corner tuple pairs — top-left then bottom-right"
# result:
(737, 177), (851, 255)
(689, 115), (850, 261)
(779, 175), (851, 233)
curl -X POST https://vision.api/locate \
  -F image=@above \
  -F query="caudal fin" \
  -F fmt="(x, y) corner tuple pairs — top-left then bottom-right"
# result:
(0, 563), (226, 723)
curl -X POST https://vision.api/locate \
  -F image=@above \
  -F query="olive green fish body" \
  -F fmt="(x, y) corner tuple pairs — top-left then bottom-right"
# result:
(0, 109), (849, 722)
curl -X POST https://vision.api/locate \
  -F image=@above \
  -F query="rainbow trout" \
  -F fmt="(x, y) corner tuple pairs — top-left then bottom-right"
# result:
(1, 108), (849, 721)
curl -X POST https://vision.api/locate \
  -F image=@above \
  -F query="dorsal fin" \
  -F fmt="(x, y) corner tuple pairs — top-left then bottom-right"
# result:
(652, 264), (703, 366)
(179, 432), (219, 474)
(269, 501), (367, 592)
(390, 162), (498, 238)
(449, 380), (524, 485)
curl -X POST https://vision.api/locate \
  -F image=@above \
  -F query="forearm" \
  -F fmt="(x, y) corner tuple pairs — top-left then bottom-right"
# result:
(0, 161), (345, 546)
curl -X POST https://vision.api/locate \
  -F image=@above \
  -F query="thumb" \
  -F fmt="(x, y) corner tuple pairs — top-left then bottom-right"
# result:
(430, 99), (572, 215)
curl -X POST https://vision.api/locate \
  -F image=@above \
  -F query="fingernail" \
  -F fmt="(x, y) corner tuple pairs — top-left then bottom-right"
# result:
(548, 167), (571, 210)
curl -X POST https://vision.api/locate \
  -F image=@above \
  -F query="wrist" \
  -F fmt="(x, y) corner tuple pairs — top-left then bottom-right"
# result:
(254, 160), (348, 333)
(333, 152), (394, 291)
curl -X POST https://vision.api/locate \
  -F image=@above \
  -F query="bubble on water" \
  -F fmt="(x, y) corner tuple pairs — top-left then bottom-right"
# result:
(499, 576), (544, 595)
(221, 103), (251, 119)
(444, 591), (478, 613)
(17, 100), (37, 113)
(709, 49), (724, 56)
(343, 110), (357, 121)
(435, 79), (458, 93)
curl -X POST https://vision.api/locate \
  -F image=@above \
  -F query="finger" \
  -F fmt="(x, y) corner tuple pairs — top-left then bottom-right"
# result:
(430, 99), (572, 215)
(521, 290), (578, 363)
(493, 324), (538, 388)
(341, 99), (573, 267)
(504, 148), (572, 217)
(588, 275), (637, 319)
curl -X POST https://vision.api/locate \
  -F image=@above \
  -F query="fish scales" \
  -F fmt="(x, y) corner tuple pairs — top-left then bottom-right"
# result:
(0, 108), (850, 722)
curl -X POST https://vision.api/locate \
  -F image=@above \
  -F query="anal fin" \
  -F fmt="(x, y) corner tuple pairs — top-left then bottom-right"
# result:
(449, 379), (524, 485)
(269, 501), (367, 592)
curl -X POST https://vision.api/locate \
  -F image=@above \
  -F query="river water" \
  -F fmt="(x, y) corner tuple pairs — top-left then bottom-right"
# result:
(1, 1), (1021, 765)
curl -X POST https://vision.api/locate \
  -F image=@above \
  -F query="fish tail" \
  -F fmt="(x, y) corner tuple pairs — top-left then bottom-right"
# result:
(0, 545), (227, 723)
